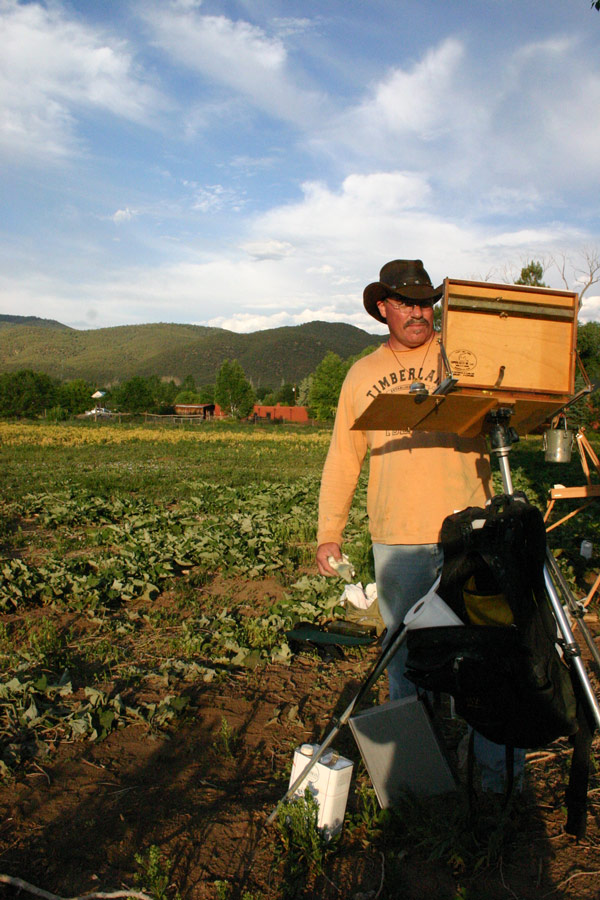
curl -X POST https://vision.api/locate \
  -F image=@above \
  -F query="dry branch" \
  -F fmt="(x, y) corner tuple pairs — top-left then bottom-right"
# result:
(0, 874), (154, 900)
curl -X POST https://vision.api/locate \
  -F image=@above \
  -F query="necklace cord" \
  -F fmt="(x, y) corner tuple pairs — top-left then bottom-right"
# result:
(386, 337), (434, 383)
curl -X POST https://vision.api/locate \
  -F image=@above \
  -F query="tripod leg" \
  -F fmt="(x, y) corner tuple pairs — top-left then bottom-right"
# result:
(543, 562), (600, 731)
(545, 550), (600, 673)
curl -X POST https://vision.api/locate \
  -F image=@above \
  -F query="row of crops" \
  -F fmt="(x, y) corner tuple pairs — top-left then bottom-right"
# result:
(0, 422), (374, 775)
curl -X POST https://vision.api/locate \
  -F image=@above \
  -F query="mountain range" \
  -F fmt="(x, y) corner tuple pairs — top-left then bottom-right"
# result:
(0, 315), (386, 388)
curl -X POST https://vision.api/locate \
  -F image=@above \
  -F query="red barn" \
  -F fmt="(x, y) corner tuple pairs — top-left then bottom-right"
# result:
(252, 405), (309, 423)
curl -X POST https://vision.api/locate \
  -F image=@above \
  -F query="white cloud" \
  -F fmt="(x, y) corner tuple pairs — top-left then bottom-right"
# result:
(226, 154), (278, 172)
(251, 171), (471, 282)
(256, 171), (433, 243)
(363, 38), (466, 139)
(271, 18), (315, 39)
(484, 229), (573, 249)
(188, 183), (246, 213)
(481, 187), (545, 217)
(322, 37), (483, 174)
(0, 0), (164, 161)
(112, 207), (137, 224)
(484, 36), (600, 185)
(307, 265), (334, 275)
(141, 2), (326, 126)
(241, 240), (294, 260)
(580, 293), (600, 323)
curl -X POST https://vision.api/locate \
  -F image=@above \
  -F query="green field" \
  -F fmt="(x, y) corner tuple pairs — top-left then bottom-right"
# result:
(1, 420), (599, 899)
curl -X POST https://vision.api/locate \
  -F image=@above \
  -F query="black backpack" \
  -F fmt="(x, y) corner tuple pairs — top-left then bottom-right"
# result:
(404, 492), (594, 836)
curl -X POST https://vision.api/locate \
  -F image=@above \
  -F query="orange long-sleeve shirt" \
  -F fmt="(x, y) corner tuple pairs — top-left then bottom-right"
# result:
(317, 340), (492, 546)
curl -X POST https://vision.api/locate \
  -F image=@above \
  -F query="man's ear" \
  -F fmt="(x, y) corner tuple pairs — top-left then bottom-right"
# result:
(376, 300), (387, 320)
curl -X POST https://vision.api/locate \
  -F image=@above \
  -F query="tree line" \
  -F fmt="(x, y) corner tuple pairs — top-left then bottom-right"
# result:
(2, 257), (600, 423)
(0, 362), (300, 420)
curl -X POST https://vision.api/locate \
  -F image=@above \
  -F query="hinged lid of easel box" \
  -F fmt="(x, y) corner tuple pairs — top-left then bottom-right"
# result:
(441, 278), (579, 402)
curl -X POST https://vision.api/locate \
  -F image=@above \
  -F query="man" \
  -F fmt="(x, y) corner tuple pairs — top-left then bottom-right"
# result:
(316, 258), (522, 792)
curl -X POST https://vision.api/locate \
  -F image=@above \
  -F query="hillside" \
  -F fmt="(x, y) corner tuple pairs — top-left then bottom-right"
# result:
(0, 317), (386, 387)
(0, 314), (72, 330)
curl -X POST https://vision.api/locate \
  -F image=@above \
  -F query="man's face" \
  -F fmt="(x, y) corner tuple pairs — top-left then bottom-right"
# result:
(376, 297), (435, 349)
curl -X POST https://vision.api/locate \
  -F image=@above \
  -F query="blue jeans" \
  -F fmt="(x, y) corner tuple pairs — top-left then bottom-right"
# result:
(373, 542), (525, 793)
(373, 542), (443, 700)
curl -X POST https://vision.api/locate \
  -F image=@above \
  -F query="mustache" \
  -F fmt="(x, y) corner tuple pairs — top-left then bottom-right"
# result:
(407, 317), (429, 325)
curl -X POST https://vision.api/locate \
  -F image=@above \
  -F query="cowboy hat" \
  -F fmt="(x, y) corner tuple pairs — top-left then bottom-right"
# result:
(363, 259), (443, 323)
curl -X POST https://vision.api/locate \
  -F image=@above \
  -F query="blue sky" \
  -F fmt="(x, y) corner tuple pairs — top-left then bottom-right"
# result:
(1, 0), (599, 335)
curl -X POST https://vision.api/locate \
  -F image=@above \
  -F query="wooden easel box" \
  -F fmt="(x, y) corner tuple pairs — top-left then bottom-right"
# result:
(441, 279), (579, 403)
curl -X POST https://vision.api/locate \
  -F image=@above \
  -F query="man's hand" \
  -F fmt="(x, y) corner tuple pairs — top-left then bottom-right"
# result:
(316, 542), (343, 576)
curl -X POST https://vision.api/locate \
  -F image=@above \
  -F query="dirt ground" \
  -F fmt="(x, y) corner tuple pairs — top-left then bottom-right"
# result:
(1, 578), (599, 900)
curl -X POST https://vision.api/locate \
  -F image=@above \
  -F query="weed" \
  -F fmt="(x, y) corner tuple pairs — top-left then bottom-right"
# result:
(27, 619), (73, 669)
(453, 886), (470, 900)
(273, 790), (336, 898)
(214, 880), (262, 900)
(347, 779), (389, 845)
(143, 606), (181, 628)
(77, 637), (124, 679)
(134, 844), (181, 900)
(213, 716), (240, 760)
(0, 622), (21, 668)
(378, 789), (521, 880)
(214, 881), (232, 900)
(241, 617), (279, 651)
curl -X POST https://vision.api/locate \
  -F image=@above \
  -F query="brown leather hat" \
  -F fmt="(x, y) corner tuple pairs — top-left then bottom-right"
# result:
(363, 259), (443, 323)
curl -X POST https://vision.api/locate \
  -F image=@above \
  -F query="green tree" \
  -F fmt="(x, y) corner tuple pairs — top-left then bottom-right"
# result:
(297, 374), (313, 407)
(57, 379), (93, 415)
(346, 345), (379, 367)
(197, 384), (215, 404)
(181, 374), (196, 393)
(174, 390), (202, 405)
(254, 386), (271, 402)
(577, 322), (600, 379)
(515, 260), (547, 287)
(278, 383), (297, 405)
(111, 376), (154, 413)
(258, 383), (297, 407)
(214, 359), (255, 419)
(308, 352), (348, 420)
(576, 322), (600, 428)
(307, 346), (379, 420)
(0, 370), (57, 417)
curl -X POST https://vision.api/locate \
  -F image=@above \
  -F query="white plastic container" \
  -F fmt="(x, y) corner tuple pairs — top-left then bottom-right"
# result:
(288, 744), (353, 838)
(580, 540), (593, 560)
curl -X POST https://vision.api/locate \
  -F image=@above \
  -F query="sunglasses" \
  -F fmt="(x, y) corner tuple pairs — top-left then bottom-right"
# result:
(385, 296), (435, 310)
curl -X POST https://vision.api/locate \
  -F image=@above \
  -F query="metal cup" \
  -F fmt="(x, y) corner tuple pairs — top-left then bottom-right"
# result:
(543, 427), (574, 463)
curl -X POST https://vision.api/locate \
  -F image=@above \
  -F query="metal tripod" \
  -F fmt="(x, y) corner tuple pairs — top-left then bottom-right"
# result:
(487, 409), (600, 731)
